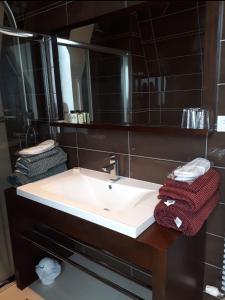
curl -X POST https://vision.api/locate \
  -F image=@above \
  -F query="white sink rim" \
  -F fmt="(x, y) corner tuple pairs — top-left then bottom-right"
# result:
(17, 168), (161, 238)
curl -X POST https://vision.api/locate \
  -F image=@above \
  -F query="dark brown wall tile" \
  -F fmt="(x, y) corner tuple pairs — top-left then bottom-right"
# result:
(205, 233), (224, 268)
(55, 127), (77, 147)
(149, 74), (202, 93)
(132, 111), (149, 124)
(77, 128), (128, 154)
(78, 149), (129, 177)
(203, 263), (223, 288)
(34, 123), (51, 142)
(219, 41), (225, 83)
(148, 60), (161, 77)
(132, 93), (149, 110)
(139, 21), (154, 41)
(216, 85), (225, 115)
(130, 37), (144, 56)
(207, 133), (225, 167)
(157, 90), (202, 109)
(22, 4), (68, 33)
(161, 110), (183, 127)
(61, 146), (78, 169)
(159, 54), (202, 76)
(130, 131), (206, 161)
(206, 203), (225, 237)
(144, 42), (158, 60)
(156, 33), (201, 59)
(164, 74), (202, 91)
(133, 76), (149, 93)
(221, 1), (225, 40)
(158, 1), (198, 16)
(149, 110), (161, 125)
(130, 156), (180, 184)
(9, 1), (64, 19)
(67, 1), (125, 27)
(152, 9), (199, 39)
(215, 167), (225, 204)
(132, 56), (148, 76)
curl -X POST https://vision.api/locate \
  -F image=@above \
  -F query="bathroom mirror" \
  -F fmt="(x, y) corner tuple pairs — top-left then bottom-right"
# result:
(54, 1), (207, 128)
(54, 37), (131, 124)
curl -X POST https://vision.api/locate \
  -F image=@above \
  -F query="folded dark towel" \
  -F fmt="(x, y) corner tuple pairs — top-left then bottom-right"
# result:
(154, 192), (220, 236)
(8, 163), (67, 186)
(164, 169), (218, 193)
(158, 169), (220, 212)
(15, 147), (67, 177)
(17, 147), (59, 164)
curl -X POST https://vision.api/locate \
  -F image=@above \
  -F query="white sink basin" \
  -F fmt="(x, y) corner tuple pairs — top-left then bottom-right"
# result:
(17, 168), (161, 238)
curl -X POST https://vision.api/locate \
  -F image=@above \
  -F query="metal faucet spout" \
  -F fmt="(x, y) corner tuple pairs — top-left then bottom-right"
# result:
(102, 155), (120, 181)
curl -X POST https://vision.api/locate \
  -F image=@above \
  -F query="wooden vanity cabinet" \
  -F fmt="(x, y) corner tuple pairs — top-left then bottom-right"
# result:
(5, 188), (205, 300)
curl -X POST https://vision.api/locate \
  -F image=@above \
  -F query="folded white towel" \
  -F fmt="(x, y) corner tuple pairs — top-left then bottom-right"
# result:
(174, 157), (210, 182)
(19, 140), (55, 156)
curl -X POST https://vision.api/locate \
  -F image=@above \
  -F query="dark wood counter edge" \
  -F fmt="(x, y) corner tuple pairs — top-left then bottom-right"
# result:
(32, 120), (211, 136)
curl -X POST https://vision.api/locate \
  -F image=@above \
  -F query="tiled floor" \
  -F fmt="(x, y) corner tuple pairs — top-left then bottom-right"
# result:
(0, 253), (152, 300)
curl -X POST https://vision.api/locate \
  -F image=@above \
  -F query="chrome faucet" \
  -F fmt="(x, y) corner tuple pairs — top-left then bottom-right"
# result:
(102, 155), (120, 181)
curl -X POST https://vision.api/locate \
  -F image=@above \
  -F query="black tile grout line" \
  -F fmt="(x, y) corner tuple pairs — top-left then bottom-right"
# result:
(138, 4), (206, 23)
(61, 145), (78, 149)
(129, 153), (185, 164)
(206, 232), (225, 240)
(141, 30), (205, 45)
(146, 52), (204, 63)
(128, 131), (131, 178)
(133, 89), (203, 94)
(75, 128), (80, 167)
(134, 5), (152, 124)
(15, 1), (67, 22)
(70, 147), (186, 165)
(76, 147), (129, 157)
(130, 54), (146, 58)
(204, 262), (223, 271)
(205, 134), (208, 159)
(214, 165), (225, 170)
(148, 9), (162, 124)
(14, 1), (65, 20)
(134, 72), (202, 78)
(215, 2), (224, 116)
(196, 1), (204, 107)
(65, 1), (69, 27)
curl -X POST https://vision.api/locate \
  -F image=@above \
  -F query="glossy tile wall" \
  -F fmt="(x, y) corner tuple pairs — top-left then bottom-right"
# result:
(7, 1), (225, 298)
(88, 2), (205, 125)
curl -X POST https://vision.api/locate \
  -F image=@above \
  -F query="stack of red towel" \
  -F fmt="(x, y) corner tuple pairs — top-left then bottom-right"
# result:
(154, 169), (220, 236)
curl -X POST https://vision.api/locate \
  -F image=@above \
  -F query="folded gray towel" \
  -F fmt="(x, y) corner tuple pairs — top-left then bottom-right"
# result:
(9, 163), (67, 186)
(17, 147), (59, 164)
(15, 147), (67, 177)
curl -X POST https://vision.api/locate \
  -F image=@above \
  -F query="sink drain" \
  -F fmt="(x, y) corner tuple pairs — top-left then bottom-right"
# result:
(103, 208), (110, 211)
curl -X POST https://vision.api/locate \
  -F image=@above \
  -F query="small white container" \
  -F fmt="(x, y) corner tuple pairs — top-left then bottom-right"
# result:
(69, 110), (78, 123)
(78, 111), (84, 124)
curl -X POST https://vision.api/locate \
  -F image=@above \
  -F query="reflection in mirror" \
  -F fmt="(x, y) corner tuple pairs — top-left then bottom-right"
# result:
(57, 1), (207, 127)
(57, 39), (131, 124)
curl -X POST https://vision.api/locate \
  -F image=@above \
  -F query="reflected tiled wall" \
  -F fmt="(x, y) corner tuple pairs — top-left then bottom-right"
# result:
(7, 1), (225, 297)
(89, 2), (205, 125)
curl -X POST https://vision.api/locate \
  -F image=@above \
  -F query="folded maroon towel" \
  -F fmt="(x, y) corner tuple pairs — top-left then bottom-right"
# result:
(158, 169), (220, 212)
(164, 169), (218, 193)
(154, 192), (220, 236)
